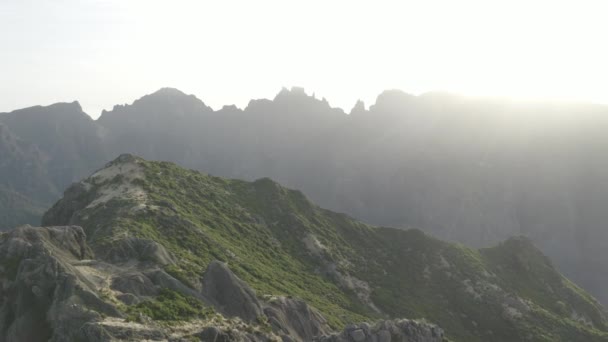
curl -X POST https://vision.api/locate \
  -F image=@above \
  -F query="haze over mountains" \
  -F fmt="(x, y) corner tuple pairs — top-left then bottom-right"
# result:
(2, 87), (608, 308)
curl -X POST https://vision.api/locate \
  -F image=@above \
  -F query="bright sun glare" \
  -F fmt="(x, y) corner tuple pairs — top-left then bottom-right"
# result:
(1, 0), (607, 116)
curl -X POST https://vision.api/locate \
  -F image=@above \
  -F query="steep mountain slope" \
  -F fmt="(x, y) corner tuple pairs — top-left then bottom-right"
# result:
(0, 124), (54, 227)
(0, 103), (107, 229)
(3, 88), (608, 307)
(97, 87), (344, 182)
(0, 101), (106, 188)
(2, 225), (382, 341)
(0, 185), (47, 230)
(94, 89), (608, 306)
(41, 155), (608, 341)
(0, 124), (55, 200)
(97, 88), (212, 164)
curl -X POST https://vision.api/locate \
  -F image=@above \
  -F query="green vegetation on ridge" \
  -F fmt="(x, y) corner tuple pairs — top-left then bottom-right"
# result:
(126, 288), (214, 322)
(42, 155), (608, 342)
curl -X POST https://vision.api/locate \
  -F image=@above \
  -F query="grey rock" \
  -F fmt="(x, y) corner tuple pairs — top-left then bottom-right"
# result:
(197, 326), (230, 342)
(0, 225), (117, 341)
(103, 237), (175, 265)
(194, 325), (275, 342)
(111, 272), (158, 297)
(0, 224), (446, 342)
(376, 330), (391, 342)
(146, 269), (204, 299)
(116, 293), (140, 305)
(350, 329), (365, 342)
(201, 260), (263, 323)
(280, 335), (295, 342)
(264, 296), (330, 341)
(316, 319), (444, 342)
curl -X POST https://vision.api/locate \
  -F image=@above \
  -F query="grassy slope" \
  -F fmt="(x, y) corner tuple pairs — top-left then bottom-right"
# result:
(43, 156), (608, 341)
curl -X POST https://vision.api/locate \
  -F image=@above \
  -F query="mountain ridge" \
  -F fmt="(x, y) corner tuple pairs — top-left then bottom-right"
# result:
(3, 87), (608, 308)
(36, 154), (608, 341)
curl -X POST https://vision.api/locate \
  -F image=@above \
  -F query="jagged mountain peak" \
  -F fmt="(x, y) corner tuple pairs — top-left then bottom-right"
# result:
(369, 89), (417, 112)
(136, 87), (209, 107)
(272, 86), (317, 104)
(151, 87), (189, 96)
(271, 87), (345, 115)
(1, 101), (89, 121)
(219, 104), (242, 113)
(47, 100), (84, 112)
(350, 99), (367, 115)
(274, 86), (308, 98)
(98, 88), (212, 124)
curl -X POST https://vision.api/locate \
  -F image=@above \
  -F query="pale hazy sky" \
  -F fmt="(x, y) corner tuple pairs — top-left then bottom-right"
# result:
(1, 0), (607, 118)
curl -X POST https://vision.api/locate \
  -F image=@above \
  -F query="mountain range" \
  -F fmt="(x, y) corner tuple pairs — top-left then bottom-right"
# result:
(1, 87), (608, 308)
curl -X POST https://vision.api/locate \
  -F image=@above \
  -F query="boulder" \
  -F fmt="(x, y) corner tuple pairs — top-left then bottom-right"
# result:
(263, 296), (330, 341)
(111, 272), (157, 297)
(0, 225), (118, 341)
(315, 319), (444, 342)
(201, 260), (263, 323)
(103, 237), (175, 265)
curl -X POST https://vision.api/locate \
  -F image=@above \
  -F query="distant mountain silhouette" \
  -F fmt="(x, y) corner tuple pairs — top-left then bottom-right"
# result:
(2, 87), (608, 305)
(0, 124), (52, 228)
(0, 101), (106, 188)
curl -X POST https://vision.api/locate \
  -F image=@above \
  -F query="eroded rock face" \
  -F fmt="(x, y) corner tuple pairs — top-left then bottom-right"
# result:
(111, 272), (158, 297)
(264, 296), (330, 341)
(200, 260), (333, 342)
(103, 237), (175, 265)
(0, 225), (115, 341)
(0, 228), (234, 341)
(195, 326), (274, 342)
(0, 225), (444, 341)
(315, 320), (445, 342)
(202, 260), (264, 323)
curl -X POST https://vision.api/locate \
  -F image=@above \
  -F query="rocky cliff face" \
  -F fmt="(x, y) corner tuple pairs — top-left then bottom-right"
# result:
(0, 102), (105, 229)
(0, 102), (106, 188)
(0, 225), (111, 341)
(317, 320), (444, 342)
(0, 124), (52, 228)
(0, 225), (338, 341)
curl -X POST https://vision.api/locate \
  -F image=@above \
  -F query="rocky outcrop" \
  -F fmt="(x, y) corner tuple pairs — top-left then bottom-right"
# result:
(40, 181), (90, 227)
(315, 320), (445, 342)
(0, 227), (336, 341)
(200, 260), (332, 341)
(202, 260), (264, 323)
(0, 219), (439, 341)
(103, 237), (175, 265)
(264, 296), (330, 341)
(0, 225), (118, 341)
(195, 325), (275, 342)
(42, 154), (148, 232)
(111, 272), (158, 297)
